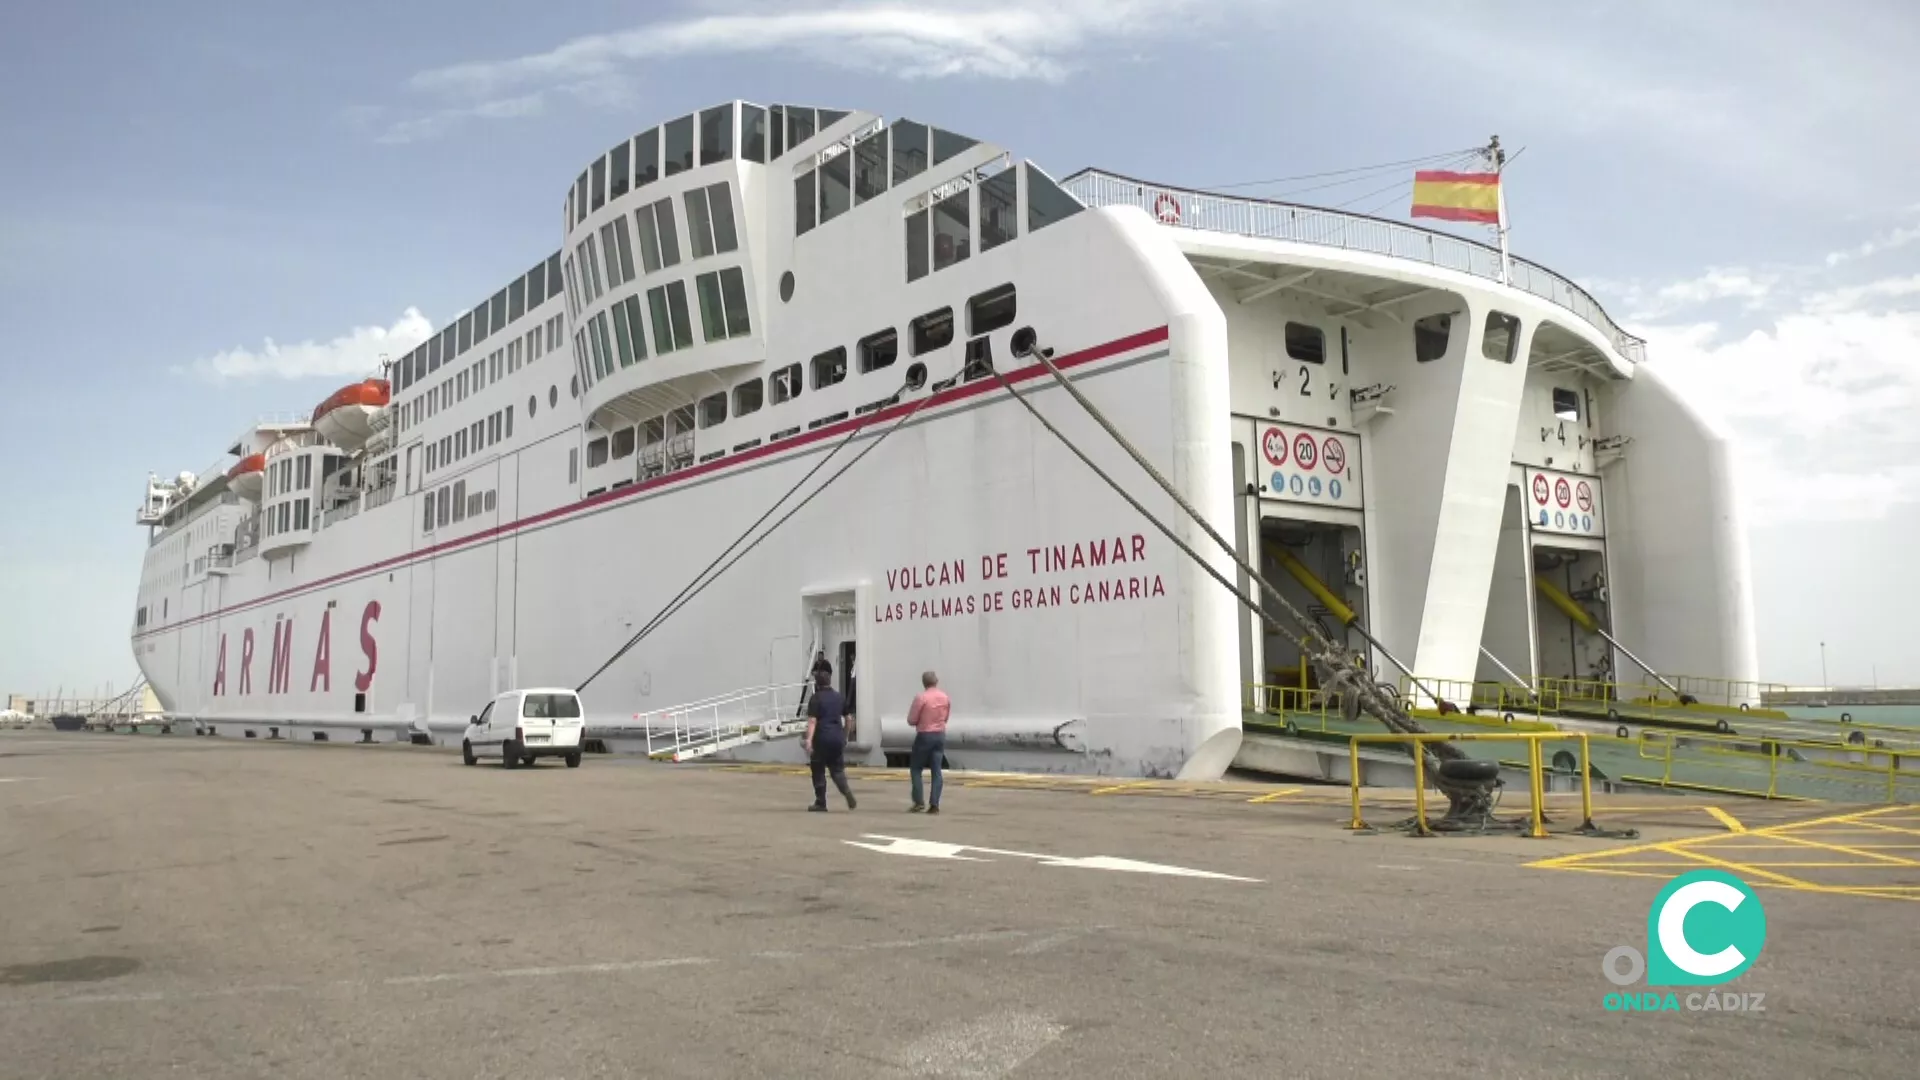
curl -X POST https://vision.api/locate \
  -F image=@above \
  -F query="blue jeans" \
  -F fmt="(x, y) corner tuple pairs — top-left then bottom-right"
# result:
(910, 731), (946, 807)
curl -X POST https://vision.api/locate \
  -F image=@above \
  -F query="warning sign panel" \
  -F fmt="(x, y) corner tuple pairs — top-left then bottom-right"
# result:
(1254, 422), (1362, 511)
(1524, 465), (1604, 538)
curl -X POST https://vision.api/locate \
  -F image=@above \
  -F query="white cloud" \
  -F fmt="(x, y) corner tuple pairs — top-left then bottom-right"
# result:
(176, 308), (432, 383)
(1635, 298), (1920, 525)
(368, 0), (1207, 142)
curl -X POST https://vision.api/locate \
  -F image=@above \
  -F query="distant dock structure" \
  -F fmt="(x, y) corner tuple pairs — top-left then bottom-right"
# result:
(1762, 687), (1920, 708)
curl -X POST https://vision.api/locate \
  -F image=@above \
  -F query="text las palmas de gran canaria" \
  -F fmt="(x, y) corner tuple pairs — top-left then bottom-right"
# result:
(878, 534), (1167, 623)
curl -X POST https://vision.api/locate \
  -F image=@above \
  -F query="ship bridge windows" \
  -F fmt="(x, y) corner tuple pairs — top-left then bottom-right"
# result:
(771, 362), (803, 404)
(600, 218), (636, 289)
(634, 127), (659, 189)
(664, 114), (694, 177)
(905, 207), (929, 281)
(891, 119), (929, 184)
(1553, 388), (1581, 421)
(1483, 310), (1521, 363)
(980, 168), (1016, 252)
(458, 312), (473, 354)
(854, 127), (888, 203)
(698, 391), (727, 429)
(489, 289), (507, 335)
(587, 436), (610, 469)
(635, 198), (681, 273)
(646, 281), (694, 355)
(696, 267), (752, 342)
(933, 192), (969, 270)
(859, 329), (898, 373)
(574, 173), (588, 226)
(609, 140), (630, 201)
(812, 346), (848, 390)
(741, 104), (768, 163)
(820, 148), (852, 225)
(685, 182), (739, 259)
(1414, 313), (1452, 363)
(1027, 164), (1082, 233)
(1285, 322), (1326, 364)
(611, 424), (636, 461)
(700, 104), (733, 166)
(796, 171), (817, 235)
(611, 296), (643, 367)
(911, 307), (955, 356)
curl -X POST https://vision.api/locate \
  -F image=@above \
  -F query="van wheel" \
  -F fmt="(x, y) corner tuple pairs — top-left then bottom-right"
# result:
(502, 741), (519, 769)
(522, 755), (537, 768)
(462, 741), (476, 766)
(565, 752), (582, 768)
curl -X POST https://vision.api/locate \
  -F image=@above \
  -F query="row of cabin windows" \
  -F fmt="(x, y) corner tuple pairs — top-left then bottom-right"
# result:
(795, 119), (979, 236)
(421, 479), (498, 534)
(266, 455), (312, 499)
(584, 283), (1018, 469)
(392, 254), (563, 395)
(569, 102), (851, 228)
(401, 316), (559, 437)
(264, 498), (310, 537)
(426, 406), (514, 475)
(902, 163), (1084, 281)
(565, 183), (738, 321)
(573, 267), (752, 393)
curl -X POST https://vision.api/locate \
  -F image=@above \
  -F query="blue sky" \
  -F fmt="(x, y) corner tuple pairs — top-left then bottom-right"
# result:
(3, 0), (1918, 697)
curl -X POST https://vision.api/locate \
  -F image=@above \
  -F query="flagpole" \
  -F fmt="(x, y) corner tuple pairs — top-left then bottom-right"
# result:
(1489, 135), (1511, 286)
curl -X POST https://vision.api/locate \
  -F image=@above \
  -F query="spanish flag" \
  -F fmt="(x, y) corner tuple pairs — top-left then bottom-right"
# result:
(1410, 170), (1501, 224)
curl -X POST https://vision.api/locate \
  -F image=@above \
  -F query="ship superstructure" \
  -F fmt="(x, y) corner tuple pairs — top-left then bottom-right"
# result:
(130, 102), (1756, 778)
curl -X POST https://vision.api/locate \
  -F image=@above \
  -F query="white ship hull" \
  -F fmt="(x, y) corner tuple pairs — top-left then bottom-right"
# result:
(129, 103), (1758, 780)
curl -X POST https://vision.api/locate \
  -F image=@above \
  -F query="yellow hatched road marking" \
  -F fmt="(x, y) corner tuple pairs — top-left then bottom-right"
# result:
(1703, 806), (1746, 833)
(1247, 788), (1304, 804)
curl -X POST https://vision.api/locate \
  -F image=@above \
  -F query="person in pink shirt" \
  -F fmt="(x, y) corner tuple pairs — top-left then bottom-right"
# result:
(906, 671), (951, 813)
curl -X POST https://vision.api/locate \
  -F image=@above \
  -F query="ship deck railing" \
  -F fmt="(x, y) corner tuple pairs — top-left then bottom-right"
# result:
(1062, 168), (1646, 365)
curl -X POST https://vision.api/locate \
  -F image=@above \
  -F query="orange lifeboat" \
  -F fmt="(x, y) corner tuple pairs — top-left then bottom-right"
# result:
(311, 378), (390, 451)
(226, 453), (266, 501)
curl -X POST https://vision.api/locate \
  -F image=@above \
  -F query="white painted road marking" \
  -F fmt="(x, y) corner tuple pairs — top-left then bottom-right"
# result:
(0, 778), (42, 783)
(844, 835), (1262, 882)
(896, 1010), (1067, 1078)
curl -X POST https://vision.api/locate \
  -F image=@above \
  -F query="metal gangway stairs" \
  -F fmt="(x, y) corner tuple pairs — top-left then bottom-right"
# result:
(632, 682), (811, 762)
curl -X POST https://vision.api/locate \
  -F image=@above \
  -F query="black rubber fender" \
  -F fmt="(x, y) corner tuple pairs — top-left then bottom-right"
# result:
(1438, 759), (1500, 783)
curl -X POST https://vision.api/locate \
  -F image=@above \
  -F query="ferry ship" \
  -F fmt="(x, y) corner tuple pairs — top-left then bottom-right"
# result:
(128, 101), (1757, 779)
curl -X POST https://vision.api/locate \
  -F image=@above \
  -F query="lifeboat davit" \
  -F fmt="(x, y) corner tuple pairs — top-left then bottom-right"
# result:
(312, 378), (390, 451)
(226, 453), (266, 501)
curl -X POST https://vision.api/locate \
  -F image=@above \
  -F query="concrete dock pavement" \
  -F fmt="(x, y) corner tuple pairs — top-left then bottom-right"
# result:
(0, 731), (1914, 1079)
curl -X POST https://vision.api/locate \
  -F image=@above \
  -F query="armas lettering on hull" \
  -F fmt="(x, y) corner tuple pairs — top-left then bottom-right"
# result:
(211, 600), (380, 698)
(875, 534), (1166, 623)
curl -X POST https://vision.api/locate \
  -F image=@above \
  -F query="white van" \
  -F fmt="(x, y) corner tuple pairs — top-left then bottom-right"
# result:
(462, 688), (587, 769)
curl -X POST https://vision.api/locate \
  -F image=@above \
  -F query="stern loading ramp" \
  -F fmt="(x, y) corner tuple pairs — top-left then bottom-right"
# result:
(1228, 541), (1918, 805)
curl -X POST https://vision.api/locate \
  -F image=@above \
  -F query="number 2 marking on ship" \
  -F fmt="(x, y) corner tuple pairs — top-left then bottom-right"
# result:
(1299, 365), (1311, 397)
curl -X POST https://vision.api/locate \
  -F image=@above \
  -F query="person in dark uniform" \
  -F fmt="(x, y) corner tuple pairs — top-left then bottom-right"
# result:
(803, 669), (857, 812)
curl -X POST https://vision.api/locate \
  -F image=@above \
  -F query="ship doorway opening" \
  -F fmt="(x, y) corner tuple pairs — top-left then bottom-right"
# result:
(802, 590), (859, 738)
(1253, 516), (1366, 715)
(1532, 545), (1611, 687)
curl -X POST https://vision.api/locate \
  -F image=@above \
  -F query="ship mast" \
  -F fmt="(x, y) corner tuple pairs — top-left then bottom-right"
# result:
(1486, 134), (1511, 285)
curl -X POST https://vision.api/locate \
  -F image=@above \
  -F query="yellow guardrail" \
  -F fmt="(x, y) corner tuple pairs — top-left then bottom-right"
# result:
(1346, 731), (1594, 839)
(1392, 676), (1562, 715)
(1634, 728), (1919, 803)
